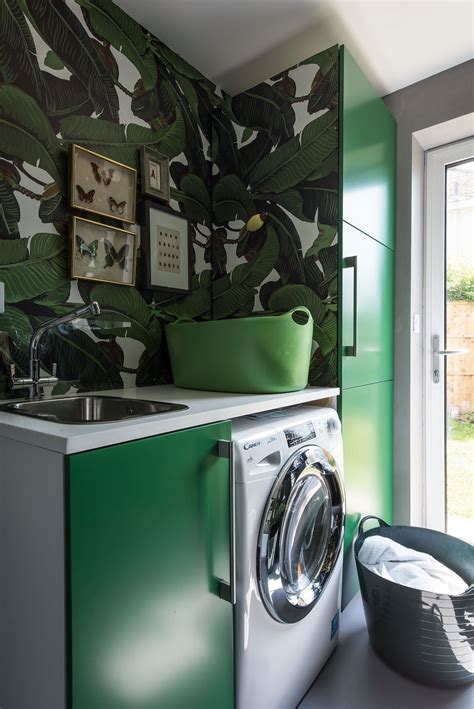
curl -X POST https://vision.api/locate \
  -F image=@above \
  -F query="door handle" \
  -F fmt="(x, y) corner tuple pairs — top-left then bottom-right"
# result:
(343, 255), (358, 357)
(217, 440), (236, 605)
(434, 349), (469, 356)
(432, 335), (468, 383)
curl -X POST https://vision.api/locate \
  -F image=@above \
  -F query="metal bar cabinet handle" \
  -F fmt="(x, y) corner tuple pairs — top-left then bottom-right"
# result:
(217, 439), (236, 605)
(343, 255), (358, 357)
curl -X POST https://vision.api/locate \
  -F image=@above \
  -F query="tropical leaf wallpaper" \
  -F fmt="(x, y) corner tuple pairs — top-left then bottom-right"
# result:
(210, 46), (339, 387)
(0, 0), (339, 399)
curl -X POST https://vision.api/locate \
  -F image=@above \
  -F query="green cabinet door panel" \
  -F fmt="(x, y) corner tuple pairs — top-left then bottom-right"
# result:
(340, 46), (396, 249)
(340, 380), (393, 608)
(341, 221), (394, 389)
(67, 422), (234, 709)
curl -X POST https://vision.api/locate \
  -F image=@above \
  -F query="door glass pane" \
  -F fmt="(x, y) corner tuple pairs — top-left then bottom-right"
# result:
(446, 160), (474, 542)
(280, 473), (331, 604)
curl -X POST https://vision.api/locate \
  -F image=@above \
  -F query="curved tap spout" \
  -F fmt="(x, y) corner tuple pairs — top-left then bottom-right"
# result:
(11, 301), (101, 399)
(29, 302), (101, 366)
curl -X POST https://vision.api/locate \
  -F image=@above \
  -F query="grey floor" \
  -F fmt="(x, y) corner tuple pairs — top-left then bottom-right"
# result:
(299, 594), (474, 709)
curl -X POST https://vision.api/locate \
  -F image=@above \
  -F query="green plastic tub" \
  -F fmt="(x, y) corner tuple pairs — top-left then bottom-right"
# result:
(165, 307), (313, 394)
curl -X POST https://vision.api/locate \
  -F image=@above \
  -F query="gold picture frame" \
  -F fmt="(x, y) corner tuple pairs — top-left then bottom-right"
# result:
(70, 145), (137, 225)
(70, 215), (138, 287)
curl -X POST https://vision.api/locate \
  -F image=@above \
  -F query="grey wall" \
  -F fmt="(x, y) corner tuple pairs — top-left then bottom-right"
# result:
(0, 440), (66, 709)
(383, 59), (474, 525)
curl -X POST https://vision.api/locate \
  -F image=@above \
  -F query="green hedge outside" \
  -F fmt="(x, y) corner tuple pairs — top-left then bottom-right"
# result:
(447, 265), (474, 302)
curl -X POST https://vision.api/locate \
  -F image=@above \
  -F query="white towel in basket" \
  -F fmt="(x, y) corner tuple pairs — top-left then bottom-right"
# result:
(359, 535), (468, 595)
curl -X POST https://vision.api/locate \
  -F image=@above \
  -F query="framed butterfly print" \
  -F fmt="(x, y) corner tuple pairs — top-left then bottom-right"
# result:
(70, 145), (137, 224)
(142, 202), (192, 293)
(140, 146), (170, 202)
(70, 216), (137, 287)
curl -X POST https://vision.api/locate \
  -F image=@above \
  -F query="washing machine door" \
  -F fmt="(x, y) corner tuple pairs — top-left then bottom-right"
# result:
(258, 445), (344, 623)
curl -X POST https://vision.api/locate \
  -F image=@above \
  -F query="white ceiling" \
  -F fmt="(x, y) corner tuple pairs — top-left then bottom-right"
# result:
(115, 0), (474, 96)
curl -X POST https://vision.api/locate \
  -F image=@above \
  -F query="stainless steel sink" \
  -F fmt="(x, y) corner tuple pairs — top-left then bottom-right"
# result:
(0, 395), (188, 424)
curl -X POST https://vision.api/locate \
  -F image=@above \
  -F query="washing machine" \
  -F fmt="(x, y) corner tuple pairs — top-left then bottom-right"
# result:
(232, 405), (345, 709)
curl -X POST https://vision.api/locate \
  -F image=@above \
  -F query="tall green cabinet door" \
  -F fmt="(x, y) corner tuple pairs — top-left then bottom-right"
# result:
(67, 422), (234, 709)
(341, 222), (394, 388)
(340, 46), (396, 249)
(341, 380), (394, 607)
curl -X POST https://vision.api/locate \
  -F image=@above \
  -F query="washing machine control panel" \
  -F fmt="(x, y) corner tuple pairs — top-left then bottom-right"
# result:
(232, 407), (343, 481)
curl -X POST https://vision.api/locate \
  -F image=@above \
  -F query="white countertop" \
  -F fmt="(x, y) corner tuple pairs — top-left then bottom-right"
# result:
(0, 385), (339, 455)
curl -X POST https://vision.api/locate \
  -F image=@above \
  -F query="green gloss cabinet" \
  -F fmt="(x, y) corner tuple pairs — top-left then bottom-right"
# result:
(340, 46), (397, 249)
(67, 422), (234, 709)
(339, 46), (395, 606)
(342, 222), (394, 388)
(341, 381), (394, 607)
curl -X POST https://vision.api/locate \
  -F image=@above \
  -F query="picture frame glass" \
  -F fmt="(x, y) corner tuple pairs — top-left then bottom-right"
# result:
(141, 147), (170, 201)
(148, 158), (161, 191)
(147, 207), (190, 291)
(72, 218), (137, 286)
(71, 146), (136, 224)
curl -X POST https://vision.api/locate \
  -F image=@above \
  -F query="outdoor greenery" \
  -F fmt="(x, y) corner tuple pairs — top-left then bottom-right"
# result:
(447, 264), (474, 302)
(449, 415), (474, 438)
(447, 418), (474, 520)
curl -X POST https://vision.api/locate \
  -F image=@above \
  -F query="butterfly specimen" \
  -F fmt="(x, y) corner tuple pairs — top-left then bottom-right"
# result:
(104, 239), (129, 271)
(109, 196), (126, 215)
(76, 185), (95, 203)
(91, 162), (114, 186)
(76, 235), (99, 262)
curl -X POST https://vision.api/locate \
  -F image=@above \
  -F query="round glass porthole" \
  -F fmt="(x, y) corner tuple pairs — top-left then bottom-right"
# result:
(257, 445), (344, 623)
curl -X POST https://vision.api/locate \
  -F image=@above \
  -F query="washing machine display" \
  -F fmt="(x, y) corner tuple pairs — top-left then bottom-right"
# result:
(284, 421), (316, 447)
(258, 445), (344, 623)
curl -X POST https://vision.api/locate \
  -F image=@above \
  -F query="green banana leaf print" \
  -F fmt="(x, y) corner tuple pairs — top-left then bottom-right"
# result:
(0, 0), (339, 398)
(210, 45), (339, 387)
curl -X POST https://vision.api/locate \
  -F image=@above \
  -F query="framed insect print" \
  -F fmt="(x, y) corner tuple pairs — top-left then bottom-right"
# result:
(142, 201), (192, 293)
(70, 145), (137, 224)
(140, 146), (170, 202)
(71, 216), (137, 287)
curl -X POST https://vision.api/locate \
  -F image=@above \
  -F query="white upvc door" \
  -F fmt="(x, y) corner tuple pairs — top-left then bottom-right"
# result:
(424, 137), (474, 539)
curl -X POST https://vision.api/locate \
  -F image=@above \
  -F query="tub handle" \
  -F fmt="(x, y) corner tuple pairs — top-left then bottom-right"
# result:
(173, 316), (196, 325)
(288, 306), (312, 325)
(358, 515), (390, 537)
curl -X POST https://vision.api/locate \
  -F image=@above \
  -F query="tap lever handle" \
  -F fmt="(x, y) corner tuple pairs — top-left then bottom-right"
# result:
(10, 363), (16, 379)
(52, 362), (57, 377)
